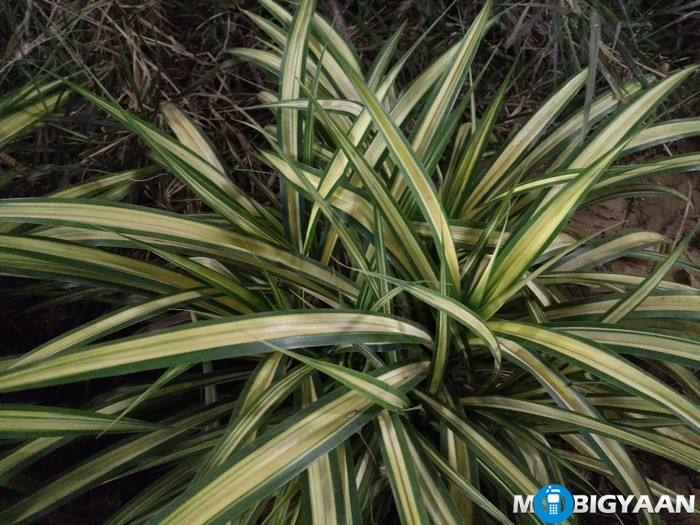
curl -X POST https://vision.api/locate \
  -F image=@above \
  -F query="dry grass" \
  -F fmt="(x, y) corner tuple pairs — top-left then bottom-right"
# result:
(2, 1), (696, 189)
(1, 1), (271, 207)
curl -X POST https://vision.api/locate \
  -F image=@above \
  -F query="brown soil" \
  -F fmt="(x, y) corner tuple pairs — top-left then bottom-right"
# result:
(571, 161), (700, 284)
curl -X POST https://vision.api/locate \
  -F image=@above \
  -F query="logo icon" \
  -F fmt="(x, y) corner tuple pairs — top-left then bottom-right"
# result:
(533, 484), (574, 524)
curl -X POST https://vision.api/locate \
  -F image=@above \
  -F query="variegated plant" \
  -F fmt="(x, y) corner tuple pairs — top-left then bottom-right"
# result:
(1, 1), (699, 524)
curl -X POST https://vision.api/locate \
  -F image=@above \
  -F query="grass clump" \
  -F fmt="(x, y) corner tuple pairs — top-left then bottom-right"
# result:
(0, 1), (699, 524)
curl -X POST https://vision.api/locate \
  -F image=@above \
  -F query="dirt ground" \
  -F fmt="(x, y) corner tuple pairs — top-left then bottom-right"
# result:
(571, 157), (700, 285)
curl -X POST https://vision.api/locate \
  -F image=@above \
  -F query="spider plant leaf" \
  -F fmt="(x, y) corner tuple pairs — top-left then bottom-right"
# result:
(594, 153), (700, 191)
(371, 272), (500, 381)
(240, 11), (344, 101)
(537, 271), (693, 292)
(414, 389), (540, 498)
(508, 79), (645, 183)
(306, 38), (462, 263)
(441, 410), (476, 519)
(302, 95), (437, 285)
(259, 148), (379, 297)
(416, 434), (514, 524)
(581, 10), (601, 143)
(259, 0), (363, 99)
(106, 456), (204, 525)
(459, 69), (587, 218)
(230, 47), (295, 78)
(462, 397), (700, 471)
(197, 362), (310, 479)
(104, 363), (194, 436)
(145, 361), (428, 524)
(0, 403), (236, 525)
(567, 68), (696, 172)
(139, 242), (268, 314)
(70, 86), (285, 245)
(367, 24), (405, 89)
(257, 97), (364, 116)
(494, 338), (655, 521)
(447, 77), (507, 217)
(0, 370), (247, 485)
(259, 480), (303, 525)
(0, 87), (67, 148)
(0, 199), (359, 301)
(481, 62), (692, 317)
(334, 442), (363, 525)
(242, 9), (287, 50)
(9, 289), (217, 368)
(47, 166), (156, 200)
(583, 183), (690, 209)
(657, 363), (700, 400)
(492, 322), (700, 429)
(161, 103), (270, 220)
(300, 377), (341, 525)
(0, 311), (431, 392)
(403, 424), (472, 525)
(544, 292), (700, 321)
(329, 42), (461, 294)
(553, 230), (666, 271)
(601, 225), (699, 323)
(429, 265), (452, 393)
(375, 410), (431, 524)
(0, 437), (67, 486)
(623, 118), (700, 153)
(0, 405), (164, 437)
(301, 63), (398, 259)
(560, 449), (700, 515)
(283, 349), (412, 412)
(410, 1), (490, 165)
(277, 0), (315, 250)
(552, 324), (700, 367)
(0, 234), (209, 296)
(0, 79), (63, 113)
(233, 353), (288, 423)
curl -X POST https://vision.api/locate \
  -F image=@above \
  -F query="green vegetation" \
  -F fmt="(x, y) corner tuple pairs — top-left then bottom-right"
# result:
(1, 1), (699, 524)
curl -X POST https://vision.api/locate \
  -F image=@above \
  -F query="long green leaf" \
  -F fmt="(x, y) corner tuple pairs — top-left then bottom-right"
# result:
(0, 199), (359, 301)
(491, 322), (700, 429)
(375, 410), (431, 524)
(327, 39), (461, 294)
(0, 311), (431, 392)
(72, 86), (286, 245)
(278, 0), (316, 250)
(462, 397), (700, 470)
(146, 361), (428, 524)
(0, 405), (164, 437)
(0, 403), (234, 525)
